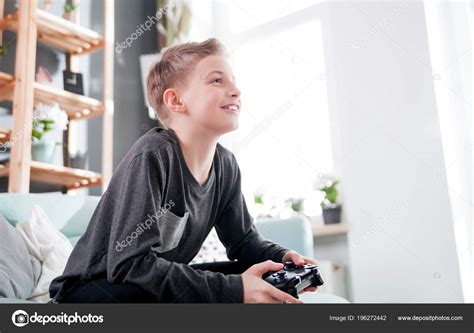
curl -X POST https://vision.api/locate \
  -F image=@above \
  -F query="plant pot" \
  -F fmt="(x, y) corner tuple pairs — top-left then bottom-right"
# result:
(31, 139), (57, 163)
(70, 152), (88, 170)
(322, 204), (342, 224)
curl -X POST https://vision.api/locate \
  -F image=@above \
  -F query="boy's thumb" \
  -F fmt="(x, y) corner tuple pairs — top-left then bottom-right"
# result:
(255, 260), (284, 275)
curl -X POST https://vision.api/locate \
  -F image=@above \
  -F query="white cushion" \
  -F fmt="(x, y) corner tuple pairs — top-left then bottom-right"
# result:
(16, 205), (73, 303)
(190, 228), (228, 264)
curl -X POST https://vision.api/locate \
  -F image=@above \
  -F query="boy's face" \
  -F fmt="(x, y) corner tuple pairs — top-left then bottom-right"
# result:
(180, 55), (241, 135)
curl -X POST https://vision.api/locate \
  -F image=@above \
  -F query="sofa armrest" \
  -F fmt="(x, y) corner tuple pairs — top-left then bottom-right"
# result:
(254, 215), (314, 258)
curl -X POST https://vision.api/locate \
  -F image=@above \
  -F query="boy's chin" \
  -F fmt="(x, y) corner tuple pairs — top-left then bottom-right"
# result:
(222, 121), (239, 133)
(212, 121), (239, 135)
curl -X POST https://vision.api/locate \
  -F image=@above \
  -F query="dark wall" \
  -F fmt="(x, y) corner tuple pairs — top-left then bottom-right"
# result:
(88, 0), (158, 196)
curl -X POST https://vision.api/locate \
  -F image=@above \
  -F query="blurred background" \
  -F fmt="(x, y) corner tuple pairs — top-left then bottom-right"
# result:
(0, 0), (471, 303)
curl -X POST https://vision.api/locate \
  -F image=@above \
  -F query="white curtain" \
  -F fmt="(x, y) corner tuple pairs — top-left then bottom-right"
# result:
(424, 1), (472, 302)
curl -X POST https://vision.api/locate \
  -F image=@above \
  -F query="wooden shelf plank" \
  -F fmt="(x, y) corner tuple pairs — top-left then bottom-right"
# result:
(0, 129), (10, 144)
(0, 160), (102, 189)
(0, 72), (104, 121)
(33, 83), (104, 120)
(0, 9), (104, 55)
(312, 223), (348, 238)
(0, 71), (13, 85)
(0, 72), (14, 100)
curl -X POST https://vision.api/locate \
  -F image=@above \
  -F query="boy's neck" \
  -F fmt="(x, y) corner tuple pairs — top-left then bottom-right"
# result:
(170, 127), (219, 186)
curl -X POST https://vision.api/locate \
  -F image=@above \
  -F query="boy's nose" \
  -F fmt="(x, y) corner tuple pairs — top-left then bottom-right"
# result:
(228, 85), (241, 98)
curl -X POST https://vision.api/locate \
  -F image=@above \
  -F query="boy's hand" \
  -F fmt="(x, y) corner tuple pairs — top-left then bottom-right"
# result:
(241, 260), (304, 304)
(282, 250), (320, 294)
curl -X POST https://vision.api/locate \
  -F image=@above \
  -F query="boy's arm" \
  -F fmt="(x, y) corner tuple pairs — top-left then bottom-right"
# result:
(105, 151), (243, 302)
(215, 157), (290, 269)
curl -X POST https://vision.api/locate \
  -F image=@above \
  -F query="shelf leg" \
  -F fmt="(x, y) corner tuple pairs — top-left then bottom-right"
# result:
(9, 0), (37, 193)
(0, 0), (4, 46)
(102, 0), (114, 193)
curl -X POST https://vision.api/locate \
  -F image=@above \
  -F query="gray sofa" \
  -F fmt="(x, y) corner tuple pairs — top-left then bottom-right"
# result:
(0, 192), (349, 303)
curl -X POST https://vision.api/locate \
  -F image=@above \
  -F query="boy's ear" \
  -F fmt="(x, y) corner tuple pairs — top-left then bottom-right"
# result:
(163, 88), (186, 113)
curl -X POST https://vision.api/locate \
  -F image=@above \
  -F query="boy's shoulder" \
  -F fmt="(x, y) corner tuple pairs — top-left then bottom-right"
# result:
(215, 142), (236, 165)
(129, 127), (176, 156)
(117, 127), (176, 169)
(215, 143), (241, 183)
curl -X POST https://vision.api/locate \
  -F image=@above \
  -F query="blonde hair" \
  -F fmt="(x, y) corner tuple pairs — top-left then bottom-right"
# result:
(146, 38), (225, 125)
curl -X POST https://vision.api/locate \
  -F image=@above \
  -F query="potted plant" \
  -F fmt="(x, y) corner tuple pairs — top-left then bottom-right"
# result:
(31, 103), (68, 164)
(63, 2), (77, 20)
(286, 197), (305, 215)
(319, 177), (342, 224)
(253, 192), (279, 218)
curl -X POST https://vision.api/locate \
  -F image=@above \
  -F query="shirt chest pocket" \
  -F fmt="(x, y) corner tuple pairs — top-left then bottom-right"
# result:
(152, 210), (190, 253)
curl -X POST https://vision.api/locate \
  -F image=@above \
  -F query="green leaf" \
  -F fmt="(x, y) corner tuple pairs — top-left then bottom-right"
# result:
(43, 125), (54, 132)
(64, 3), (76, 13)
(321, 181), (339, 204)
(32, 129), (43, 141)
(291, 200), (304, 213)
(0, 45), (7, 57)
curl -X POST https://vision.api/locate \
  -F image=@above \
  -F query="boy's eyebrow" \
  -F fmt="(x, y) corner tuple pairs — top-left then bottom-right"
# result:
(206, 70), (236, 82)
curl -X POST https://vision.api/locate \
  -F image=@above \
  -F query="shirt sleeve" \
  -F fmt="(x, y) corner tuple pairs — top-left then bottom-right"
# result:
(106, 151), (243, 303)
(214, 156), (290, 269)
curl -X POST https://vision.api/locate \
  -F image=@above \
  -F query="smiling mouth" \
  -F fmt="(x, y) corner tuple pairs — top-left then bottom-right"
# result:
(220, 104), (240, 113)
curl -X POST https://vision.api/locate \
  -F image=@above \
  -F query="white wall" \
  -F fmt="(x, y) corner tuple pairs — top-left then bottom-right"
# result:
(322, 2), (464, 302)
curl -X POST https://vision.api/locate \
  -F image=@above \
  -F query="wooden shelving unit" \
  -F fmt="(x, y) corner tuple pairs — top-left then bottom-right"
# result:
(0, 161), (101, 189)
(0, 0), (114, 193)
(0, 72), (104, 120)
(0, 9), (104, 55)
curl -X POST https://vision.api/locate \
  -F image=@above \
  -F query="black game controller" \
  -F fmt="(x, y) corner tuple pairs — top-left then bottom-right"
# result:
(263, 261), (324, 299)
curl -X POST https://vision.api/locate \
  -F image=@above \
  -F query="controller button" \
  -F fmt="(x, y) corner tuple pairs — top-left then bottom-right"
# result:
(285, 261), (296, 268)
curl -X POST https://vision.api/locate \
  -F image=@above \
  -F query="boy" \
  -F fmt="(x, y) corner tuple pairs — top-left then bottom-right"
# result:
(49, 38), (319, 303)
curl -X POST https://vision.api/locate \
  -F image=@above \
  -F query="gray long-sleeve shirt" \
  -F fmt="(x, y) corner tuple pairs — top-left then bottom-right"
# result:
(49, 127), (289, 303)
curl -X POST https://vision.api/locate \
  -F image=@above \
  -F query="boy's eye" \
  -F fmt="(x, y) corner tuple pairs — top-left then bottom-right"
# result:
(212, 78), (222, 84)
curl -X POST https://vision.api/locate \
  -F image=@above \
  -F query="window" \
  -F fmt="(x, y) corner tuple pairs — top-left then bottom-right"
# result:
(189, 1), (333, 217)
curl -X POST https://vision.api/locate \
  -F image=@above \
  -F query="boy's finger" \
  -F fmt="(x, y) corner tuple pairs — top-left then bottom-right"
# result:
(267, 297), (282, 304)
(267, 287), (303, 304)
(298, 286), (318, 294)
(285, 252), (305, 265)
(302, 256), (319, 265)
